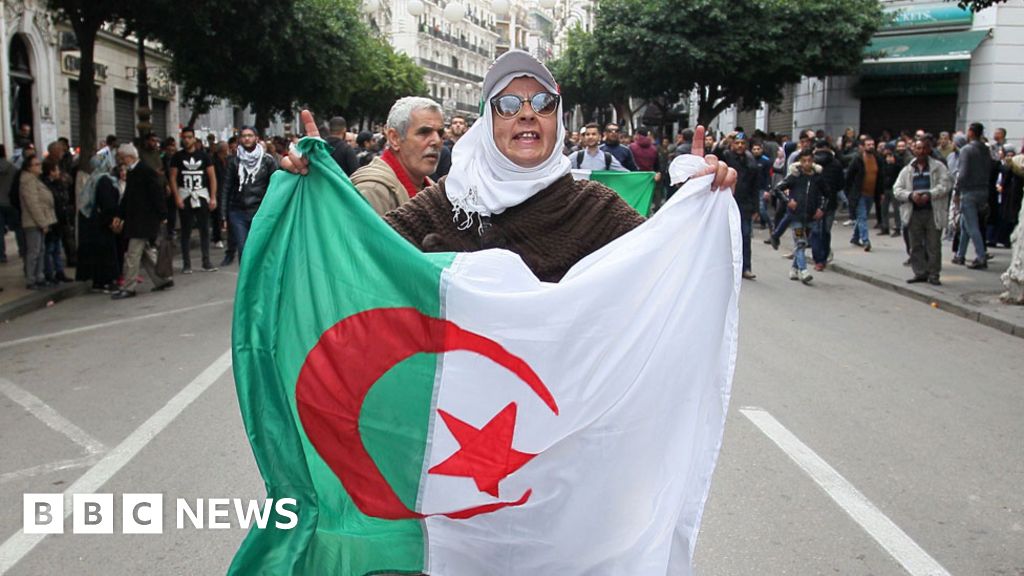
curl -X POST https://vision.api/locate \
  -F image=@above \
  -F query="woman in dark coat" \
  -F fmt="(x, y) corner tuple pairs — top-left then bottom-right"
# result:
(75, 155), (122, 292)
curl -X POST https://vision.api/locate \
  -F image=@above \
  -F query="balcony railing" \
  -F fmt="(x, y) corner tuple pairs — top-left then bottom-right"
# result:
(417, 58), (484, 83)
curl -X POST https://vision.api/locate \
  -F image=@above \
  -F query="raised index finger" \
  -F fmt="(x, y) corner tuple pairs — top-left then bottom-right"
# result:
(692, 125), (706, 157)
(301, 109), (320, 139)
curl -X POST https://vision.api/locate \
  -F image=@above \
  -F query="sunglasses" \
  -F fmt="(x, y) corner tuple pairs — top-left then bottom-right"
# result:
(490, 92), (560, 118)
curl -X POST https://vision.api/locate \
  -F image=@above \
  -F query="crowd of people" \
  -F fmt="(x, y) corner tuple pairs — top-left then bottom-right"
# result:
(1, 79), (1022, 303)
(557, 121), (1023, 294)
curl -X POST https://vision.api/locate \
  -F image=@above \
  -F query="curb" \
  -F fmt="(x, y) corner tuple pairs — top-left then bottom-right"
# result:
(0, 282), (92, 324)
(828, 262), (1023, 339)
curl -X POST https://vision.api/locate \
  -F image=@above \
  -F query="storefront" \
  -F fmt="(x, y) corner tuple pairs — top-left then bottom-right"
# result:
(858, 3), (989, 137)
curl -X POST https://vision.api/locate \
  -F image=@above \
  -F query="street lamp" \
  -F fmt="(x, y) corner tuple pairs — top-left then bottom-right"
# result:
(362, 0), (380, 13)
(408, 0), (425, 17)
(492, 0), (510, 17)
(443, 2), (466, 22)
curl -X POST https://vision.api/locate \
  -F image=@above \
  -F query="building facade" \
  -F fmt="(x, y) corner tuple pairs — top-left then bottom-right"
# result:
(1, 0), (180, 155)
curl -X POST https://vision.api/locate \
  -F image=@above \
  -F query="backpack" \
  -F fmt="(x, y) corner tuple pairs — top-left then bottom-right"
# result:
(575, 150), (612, 171)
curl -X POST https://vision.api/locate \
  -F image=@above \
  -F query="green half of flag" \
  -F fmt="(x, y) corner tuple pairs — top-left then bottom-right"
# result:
(587, 171), (655, 216)
(229, 137), (454, 575)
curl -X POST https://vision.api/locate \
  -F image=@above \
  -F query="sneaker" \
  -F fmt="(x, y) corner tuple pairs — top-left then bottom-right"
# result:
(966, 259), (987, 270)
(111, 289), (137, 300)
(890, 230), (901, 237)
(783, 252), (794, 260)
(827, 250), (834, 263)
(770, 235), (780, 250)
(201, 264), (218, 272)
(152, 280), (175, 292)
(985, 252), (994, 261)
(214, 241), (225, 249)
(928, 277), (942, 286)
(951, 255), (965, 265)
(850, 239), (863, 247)
(789, 268), (799, 281)
(219, 255), (235, 267)
(799, 269), (813, 284)
(742, 271), (757, 280)
(863, 242), (871, 252)
(814, 263), (825, 272)
(182, 267), (193, 275)
(763, 238), (772, 244)
(842, 219), (854, 226)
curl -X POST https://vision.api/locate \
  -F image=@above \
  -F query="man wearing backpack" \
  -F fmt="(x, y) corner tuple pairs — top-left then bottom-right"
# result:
(325, 116), (360, 177)
(570, 123), (627, 171)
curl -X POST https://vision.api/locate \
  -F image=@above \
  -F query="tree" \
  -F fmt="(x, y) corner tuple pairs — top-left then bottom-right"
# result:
(594, 0), (883, 126)
(954, 0), (1014, 12)
(343, 38), (428, 125)
(47, 0), (122, 169)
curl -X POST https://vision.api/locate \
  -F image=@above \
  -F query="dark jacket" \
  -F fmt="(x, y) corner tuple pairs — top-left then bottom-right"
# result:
(772, 169), (826, 224)
(722, 149), (760, 213)
(223, 153), (278, 216)
(326, 136), (359, 177)
(957, 140), (994, 195)
(845, 151), (884, 205)
(120, 161), (167, 240)
(600, 141), (638, 172)
(814, 151), (844, 213)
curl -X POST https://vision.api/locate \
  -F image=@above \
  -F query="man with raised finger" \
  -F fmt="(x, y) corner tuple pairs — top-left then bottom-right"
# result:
(349, 97), (444, 216)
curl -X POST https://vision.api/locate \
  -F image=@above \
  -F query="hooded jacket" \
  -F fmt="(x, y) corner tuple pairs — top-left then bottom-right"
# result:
(772, 164), (826, 223)
(629, 135), (660, 172)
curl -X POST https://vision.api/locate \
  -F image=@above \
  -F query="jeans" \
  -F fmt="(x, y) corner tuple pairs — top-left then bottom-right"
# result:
(44, 232), (65, 279)
(739, 208), (753, 273)
(810, 211), (835, 265)
(791, 222), (809, 271)
(956, 192), (987, 261)
(23, 227), (45, 285)
(180, 197), (212, 268)
(758, 194), (772, 229)
(853, 195), (872, 245)
(228, 209), (255, 261)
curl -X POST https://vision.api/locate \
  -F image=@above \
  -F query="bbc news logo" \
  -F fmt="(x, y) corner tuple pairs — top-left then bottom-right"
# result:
(24, 494), (298, 534)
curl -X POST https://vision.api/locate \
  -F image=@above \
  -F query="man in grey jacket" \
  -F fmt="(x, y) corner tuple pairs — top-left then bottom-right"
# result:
(894, 137), (952, 285)
(954, 122), (993, 269)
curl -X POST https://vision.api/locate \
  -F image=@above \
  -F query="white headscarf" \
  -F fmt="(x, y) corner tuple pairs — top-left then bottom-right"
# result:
(444, 71), (570, 231)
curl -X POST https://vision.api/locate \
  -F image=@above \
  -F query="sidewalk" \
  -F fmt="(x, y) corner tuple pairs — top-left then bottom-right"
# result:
(806, 219), (1024, 338)
(0, 231), (88, 322)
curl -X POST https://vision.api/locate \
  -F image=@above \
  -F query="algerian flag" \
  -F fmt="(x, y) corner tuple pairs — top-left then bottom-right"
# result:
(230, 138), (740, 575)
(571, 169), (656, 216)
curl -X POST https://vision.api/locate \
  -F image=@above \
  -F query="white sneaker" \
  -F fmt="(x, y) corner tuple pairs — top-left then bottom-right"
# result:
(214, 241), (225, 249)
(783, 252), (794, 260)
(842, 219), (854, 226)
(800, 269), (813, 284)
(789, 268), (799, 281)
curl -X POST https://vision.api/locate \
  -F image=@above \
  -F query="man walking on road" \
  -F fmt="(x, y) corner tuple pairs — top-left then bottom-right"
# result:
(169, 127), (218, 274)
(112, 144), (173, 299)
(722, 133), (760, 279)
(222, 126), (278, 264)
(846, 137), (883, 252)
(894, 138), (951, 286)
(954, 123), (994, 269)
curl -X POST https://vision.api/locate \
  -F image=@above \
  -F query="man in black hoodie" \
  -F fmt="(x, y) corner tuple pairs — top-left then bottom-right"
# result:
(722, 134), (760, 279)
(325, 116), (360, 177)
(811, 140), (843, 271)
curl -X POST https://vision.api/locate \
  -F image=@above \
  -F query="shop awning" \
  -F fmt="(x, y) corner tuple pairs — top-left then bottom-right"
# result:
(862, 29), (989, 76)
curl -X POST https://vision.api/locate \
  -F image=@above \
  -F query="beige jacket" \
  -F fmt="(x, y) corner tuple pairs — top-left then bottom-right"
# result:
(350, 156), (414, 216)
(19, 171), (57, 229)
(893, 157), (951, 230)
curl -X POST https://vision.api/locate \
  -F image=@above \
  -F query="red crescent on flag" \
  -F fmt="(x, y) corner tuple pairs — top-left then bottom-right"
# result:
(296, 307), (558, 520)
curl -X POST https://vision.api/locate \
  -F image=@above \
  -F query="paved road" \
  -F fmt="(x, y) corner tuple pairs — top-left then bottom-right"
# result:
(0, 241), (1021, 575)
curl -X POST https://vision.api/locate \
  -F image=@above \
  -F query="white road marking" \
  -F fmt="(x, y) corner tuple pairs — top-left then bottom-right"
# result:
(0, 299), (232, 351)
(0, 455), (101, 485)
(740, 407), (952, 576)
(0, 349), (232, 574)
(0, 378), (106, 455)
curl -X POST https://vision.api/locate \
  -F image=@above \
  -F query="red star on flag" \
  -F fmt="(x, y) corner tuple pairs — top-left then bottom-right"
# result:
(428, 402), (536, 497)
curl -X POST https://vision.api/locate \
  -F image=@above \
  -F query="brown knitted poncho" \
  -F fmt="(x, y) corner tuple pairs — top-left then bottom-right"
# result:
(384, 174), (645, 282)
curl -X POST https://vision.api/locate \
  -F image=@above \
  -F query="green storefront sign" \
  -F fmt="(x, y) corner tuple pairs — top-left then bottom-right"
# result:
(883, 3), (973, 31)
